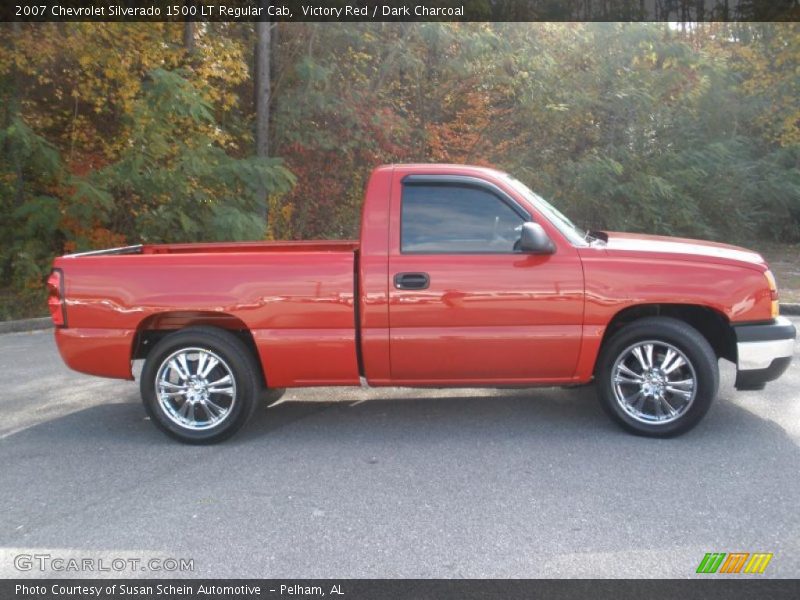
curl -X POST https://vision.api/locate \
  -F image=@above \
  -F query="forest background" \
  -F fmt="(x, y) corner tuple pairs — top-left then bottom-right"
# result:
(1, 21), (798, 318)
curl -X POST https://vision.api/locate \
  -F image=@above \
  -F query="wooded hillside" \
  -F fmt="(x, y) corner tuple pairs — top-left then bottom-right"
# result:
(1, 22), (798, 318)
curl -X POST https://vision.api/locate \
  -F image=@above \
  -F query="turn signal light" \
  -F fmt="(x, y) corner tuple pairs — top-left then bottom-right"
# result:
(764, 270), (779, 318)
(46, 269), (67, 327)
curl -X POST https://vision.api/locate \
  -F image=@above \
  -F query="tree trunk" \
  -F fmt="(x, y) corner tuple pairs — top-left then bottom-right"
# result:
(271, 21), (279, 151)
(255, 21), (270, 158)
(183, 20), (194, 55)
(255, 3), (271, 225)
(8, 22), (24, 208)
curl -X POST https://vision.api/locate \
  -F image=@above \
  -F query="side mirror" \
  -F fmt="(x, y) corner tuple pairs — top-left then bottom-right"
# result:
(519, 222), (556, 254)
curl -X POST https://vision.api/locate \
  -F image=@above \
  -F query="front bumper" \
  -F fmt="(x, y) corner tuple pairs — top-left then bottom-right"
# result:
(733, 316), (796, 390)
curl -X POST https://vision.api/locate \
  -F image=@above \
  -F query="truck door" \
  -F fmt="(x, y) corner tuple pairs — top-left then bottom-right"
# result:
(387, 173), (584, 384)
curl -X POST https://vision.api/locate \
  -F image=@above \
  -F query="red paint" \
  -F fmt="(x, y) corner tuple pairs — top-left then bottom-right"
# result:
(46, 269), (66, 327)
(50, 164), (774, 387)
(55, 327), (135, 379)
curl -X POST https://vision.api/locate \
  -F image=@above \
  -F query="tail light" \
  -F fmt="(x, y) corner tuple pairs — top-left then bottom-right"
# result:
(46, 269), (67, 327)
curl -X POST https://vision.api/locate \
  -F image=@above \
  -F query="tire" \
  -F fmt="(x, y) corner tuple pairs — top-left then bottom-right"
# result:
(262, 387), (286, 405)
(595, 317), (719, 437)
(140, 327), (261, 444)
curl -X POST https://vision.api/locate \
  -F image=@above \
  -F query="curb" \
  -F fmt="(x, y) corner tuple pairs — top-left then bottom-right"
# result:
(781, 303), (800, 316)
(0, 317), (53, 334)
(1, 305), (800, 334)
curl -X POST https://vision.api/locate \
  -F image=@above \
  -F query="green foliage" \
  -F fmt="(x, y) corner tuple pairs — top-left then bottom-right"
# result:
(1, 22), (799, 319)
(75, 68), (295, 245)
(0, 116), (63, 288)
(488, 23), (800, 243)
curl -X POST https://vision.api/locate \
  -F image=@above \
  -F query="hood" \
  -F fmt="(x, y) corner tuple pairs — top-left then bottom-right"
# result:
(601, 231), (766, 269)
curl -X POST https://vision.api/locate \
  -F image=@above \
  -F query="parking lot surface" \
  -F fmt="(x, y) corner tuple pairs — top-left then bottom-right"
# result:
(1, 321), (798, 578)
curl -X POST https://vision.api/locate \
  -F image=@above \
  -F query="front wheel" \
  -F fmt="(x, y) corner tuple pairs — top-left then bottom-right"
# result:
(140, 327), (261, 444)
(596, 317), (719, 437)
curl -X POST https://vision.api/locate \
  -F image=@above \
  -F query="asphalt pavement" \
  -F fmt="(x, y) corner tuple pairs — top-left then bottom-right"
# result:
(1, 322), (799, 579)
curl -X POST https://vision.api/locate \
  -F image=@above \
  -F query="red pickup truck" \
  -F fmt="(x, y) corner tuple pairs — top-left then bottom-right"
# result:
(47, 164), (795, 443)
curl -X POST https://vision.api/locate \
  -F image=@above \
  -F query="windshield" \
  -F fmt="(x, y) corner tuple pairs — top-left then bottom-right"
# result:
(503, 175), (589, 247)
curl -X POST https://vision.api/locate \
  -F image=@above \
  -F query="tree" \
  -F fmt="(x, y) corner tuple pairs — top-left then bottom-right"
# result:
(1, 21), (799, 320)
(75, 68), (295, 245)
(254, 3), (272, 224)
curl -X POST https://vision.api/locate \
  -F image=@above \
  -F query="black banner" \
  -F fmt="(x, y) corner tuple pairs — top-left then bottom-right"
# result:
(4, 579), (800, 600)
(2, 0), (798, 23)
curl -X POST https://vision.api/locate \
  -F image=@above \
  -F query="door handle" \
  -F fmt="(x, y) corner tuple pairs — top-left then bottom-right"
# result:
(394, 272), (430, 290)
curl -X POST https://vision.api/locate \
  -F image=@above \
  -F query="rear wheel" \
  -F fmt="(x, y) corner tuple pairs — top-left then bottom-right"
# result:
(141, 327), (261, 444)
(596, 317), (719, 437)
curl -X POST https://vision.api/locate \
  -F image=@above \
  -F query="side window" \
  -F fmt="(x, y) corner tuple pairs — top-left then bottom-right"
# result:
(401, 184), (525, 253)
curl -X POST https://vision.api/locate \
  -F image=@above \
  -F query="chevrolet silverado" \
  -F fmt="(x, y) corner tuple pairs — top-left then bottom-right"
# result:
(47, 164), (796, 443)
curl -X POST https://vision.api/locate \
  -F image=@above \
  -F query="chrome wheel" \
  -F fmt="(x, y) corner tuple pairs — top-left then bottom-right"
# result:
(155, 347), (237, 431)
(611, 340), (697, 425)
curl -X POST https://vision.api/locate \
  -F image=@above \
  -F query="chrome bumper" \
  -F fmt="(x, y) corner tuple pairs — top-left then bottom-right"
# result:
(737, 338), (795, 370)
(734, 316), (796, 390)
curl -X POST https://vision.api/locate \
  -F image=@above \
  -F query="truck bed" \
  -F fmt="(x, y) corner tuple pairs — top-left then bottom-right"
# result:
(54, 240), (362, 386)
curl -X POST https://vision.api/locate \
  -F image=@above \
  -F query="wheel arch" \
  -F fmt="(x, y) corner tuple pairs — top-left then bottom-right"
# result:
(595, 303), (736, 375)
(132, 311), (266, 387)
